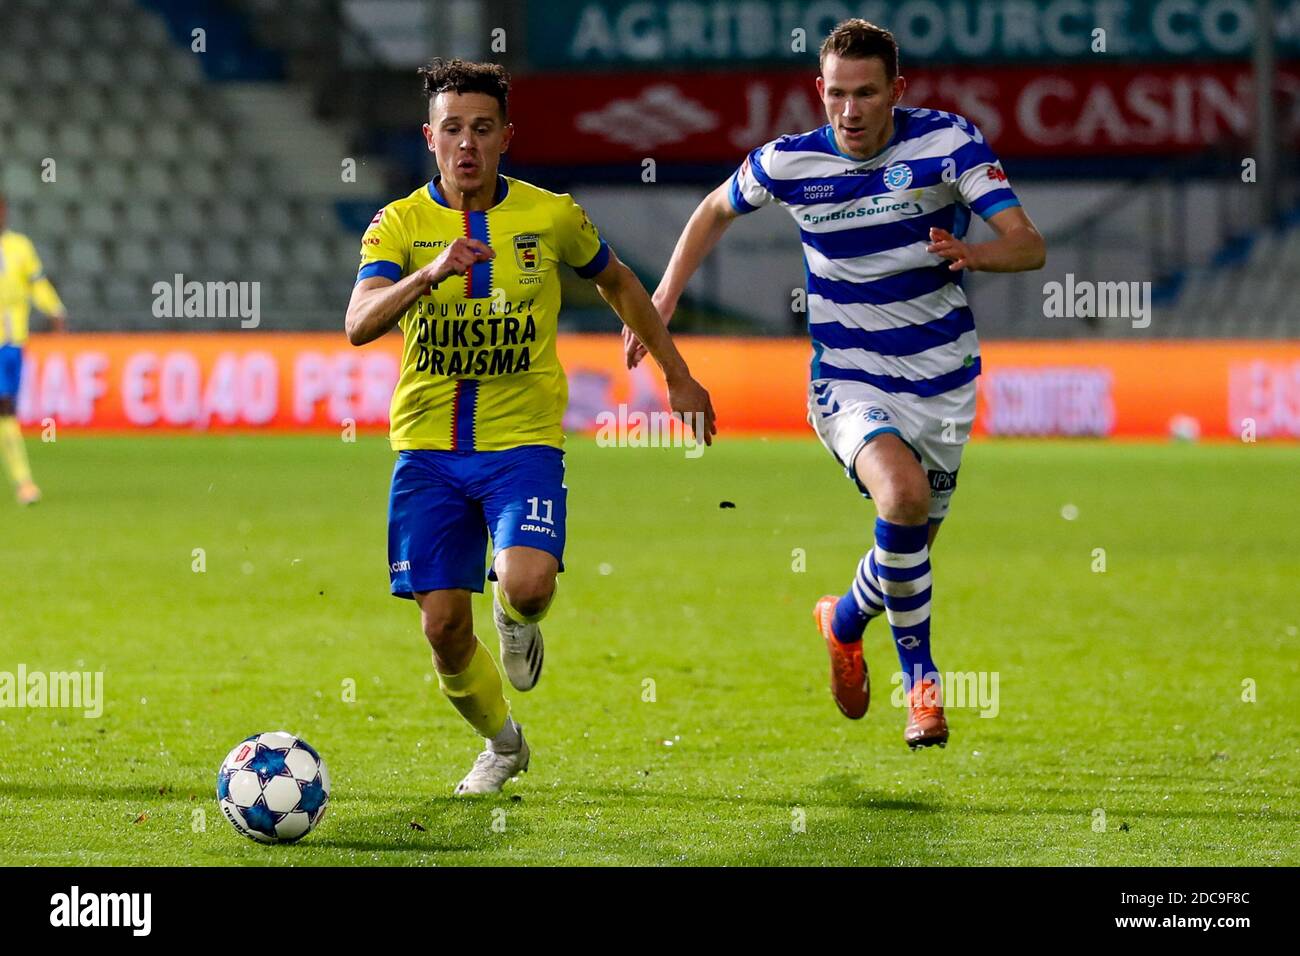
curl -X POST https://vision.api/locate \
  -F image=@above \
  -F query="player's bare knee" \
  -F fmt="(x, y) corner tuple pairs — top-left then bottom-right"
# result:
(501, 572), (555, 618)
(875, 482), (930, 526)
(420, 603), (473, 655)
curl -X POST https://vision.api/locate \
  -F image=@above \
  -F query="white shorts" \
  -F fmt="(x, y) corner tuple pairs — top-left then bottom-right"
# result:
(808, 377), (976, 520)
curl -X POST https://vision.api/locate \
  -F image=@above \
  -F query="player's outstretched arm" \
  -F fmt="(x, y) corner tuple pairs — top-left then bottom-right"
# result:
(594, 251), (718, 445)
(624, 180), (738, 369)
(31, 274), (68, 333)
(345, 237), (493, 346)
(927, 206), (1046, 274)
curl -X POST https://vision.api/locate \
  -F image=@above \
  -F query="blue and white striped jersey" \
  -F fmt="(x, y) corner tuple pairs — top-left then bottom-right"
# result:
(729, 107), (1020, 397)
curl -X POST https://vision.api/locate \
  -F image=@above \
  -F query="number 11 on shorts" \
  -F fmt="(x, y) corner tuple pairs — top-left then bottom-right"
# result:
(526, 497), (554, 525)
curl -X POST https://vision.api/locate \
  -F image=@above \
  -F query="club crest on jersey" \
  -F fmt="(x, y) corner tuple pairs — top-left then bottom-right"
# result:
(514, 234), (540, 271)
(883, 163), (913, 190)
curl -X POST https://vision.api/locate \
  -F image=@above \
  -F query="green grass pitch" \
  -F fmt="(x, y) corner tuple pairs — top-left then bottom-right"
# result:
(1, 434), (1296, 866)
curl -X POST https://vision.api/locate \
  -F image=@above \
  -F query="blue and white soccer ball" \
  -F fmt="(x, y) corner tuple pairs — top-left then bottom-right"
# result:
(217, 731), (331, 843)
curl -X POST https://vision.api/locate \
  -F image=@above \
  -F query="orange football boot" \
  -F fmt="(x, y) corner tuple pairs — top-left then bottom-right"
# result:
(904, 678), (948, 749)
(813, 595), (869, 719)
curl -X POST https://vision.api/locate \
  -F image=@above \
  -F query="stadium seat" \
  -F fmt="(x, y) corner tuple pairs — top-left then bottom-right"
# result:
(246, 237), (289, 274)
(11, 122), (51, 160)
(186, 122), (231, 158)
(124, 199), (167, 237)
(213, 201), (254, 237)
(48, 15), (88, 52)
(30, 202), (72, 237)
(96, 15), (132, 51)
(161, 237), (203, 279)
(222, 159), (273, 199)
(110, 88), (151, 122)
(0, 48), (28, 85)
(250, 201), (294, 235)
(67, 238), (109, 276)
(105, 275), (145, 311)
(291, 237), (332, 275)
(160, 201), (207, 241)
(132, 164), (181, 200)
(90, 162), (131, 198)
(113, 232), (162, 275)
(100, 122), (142, 162)
(178, 161), (221, 196)
(66, 203), (98, 236)
(145, 124), (186, 162)
(82, 50), (120, 86)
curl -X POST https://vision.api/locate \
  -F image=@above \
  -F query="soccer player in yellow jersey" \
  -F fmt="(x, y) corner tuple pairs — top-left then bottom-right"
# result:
(345, 59), (716, 794)
(0, 191), (68, 507)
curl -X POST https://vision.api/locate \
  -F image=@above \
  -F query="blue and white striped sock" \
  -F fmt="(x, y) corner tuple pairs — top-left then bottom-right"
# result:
(831, 549), (885, 643)
(873, 517), (937, 690)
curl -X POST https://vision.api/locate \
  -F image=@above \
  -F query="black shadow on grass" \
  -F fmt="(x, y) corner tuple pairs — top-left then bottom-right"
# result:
(560, 781), (946, 814)
(0, 782), (200, 800)
(303, 838), (481, 854)
(303, 798), (530, 854)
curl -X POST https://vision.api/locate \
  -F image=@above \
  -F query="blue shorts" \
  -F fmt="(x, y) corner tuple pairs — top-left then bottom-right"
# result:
(0, 345), (22, 400)
(387, 445), (567, 599)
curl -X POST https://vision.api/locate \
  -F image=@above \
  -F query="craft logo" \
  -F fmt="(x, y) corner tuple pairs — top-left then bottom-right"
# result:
(514, 234), (540, 272)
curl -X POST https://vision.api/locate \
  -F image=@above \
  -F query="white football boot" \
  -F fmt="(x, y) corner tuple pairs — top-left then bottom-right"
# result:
(493, 584), (545, 691)
(453, 724), (530, 796)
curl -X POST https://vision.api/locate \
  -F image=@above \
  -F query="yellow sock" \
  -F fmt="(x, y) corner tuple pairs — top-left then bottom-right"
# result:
(437, 638), (510, 738)
(495, 579), (556, 625)
(0, 417), (32, 487)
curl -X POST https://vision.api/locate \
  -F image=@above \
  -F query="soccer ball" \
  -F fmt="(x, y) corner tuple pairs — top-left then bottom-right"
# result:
(1168, 413), (1201, 442)
(216, 731), (331, 843)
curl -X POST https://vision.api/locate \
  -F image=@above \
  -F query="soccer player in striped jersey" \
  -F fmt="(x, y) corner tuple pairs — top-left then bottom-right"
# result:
(628, 20), (1045, 748)
(0, 191), (68, 507)
(346, 59), (715, 794)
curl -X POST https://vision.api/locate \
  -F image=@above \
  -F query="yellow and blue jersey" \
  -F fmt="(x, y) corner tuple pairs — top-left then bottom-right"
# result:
(357, 175), (609, 452)
(0, 230), (65, 347)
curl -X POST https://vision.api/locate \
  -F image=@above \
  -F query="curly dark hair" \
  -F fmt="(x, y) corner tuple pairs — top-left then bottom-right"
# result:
(820, 19), (899, 80)
(418, 58), (510, 119)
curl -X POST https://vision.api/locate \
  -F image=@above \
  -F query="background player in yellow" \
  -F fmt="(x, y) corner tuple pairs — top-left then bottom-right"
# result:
(0, 190), (68, 507)
(344, 59), (717, 795)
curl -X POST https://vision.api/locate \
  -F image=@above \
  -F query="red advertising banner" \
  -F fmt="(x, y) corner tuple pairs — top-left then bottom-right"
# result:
(13, 334), (1300, 440)
(508, 63), (1300, 162)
